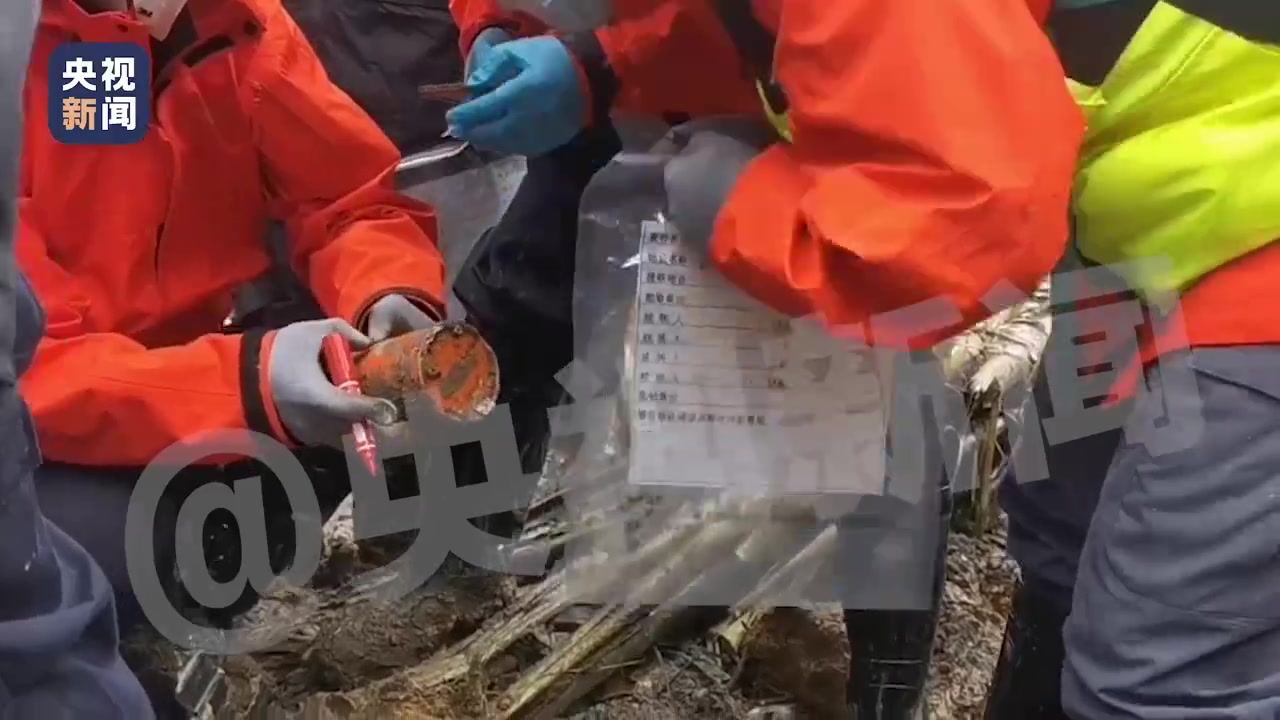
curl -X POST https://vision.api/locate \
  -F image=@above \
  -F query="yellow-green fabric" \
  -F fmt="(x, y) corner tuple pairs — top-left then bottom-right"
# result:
(755, 79), (792, 143)
(1068, 1), (1280, 305)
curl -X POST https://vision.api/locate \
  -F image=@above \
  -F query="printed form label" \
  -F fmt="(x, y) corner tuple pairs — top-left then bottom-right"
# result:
(629, 221), (887, 497)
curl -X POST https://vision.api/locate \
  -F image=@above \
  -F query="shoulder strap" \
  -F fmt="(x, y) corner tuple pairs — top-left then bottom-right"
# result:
(1163, 0), (1280, 44)
(1050, 0), (1156, 85)
(711, 0), (789, 114)
(1053, 0), (1280, 86)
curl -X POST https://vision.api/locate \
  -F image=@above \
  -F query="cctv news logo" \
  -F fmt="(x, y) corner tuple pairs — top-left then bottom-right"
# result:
(125, 396), (546, 655)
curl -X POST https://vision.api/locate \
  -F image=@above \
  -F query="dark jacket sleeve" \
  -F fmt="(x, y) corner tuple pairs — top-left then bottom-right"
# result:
(0, 0), (40, 390)
(0, 4), (155, 717)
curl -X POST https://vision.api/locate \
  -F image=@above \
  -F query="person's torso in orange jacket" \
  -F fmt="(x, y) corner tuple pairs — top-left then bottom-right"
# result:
(26, 0), (291, 348)
(453, 0), (1079, 349)
(590, 0), (1079, 347)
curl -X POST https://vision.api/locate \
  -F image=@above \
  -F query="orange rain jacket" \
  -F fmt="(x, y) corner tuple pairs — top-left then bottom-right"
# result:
(20, 0), (447, 467)
(451, 0), (1081, 349)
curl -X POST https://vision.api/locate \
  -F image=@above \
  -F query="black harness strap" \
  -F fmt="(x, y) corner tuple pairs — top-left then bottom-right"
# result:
(1051, 0), (1280, 87)
(1050, 0), (1156, 86)
(150, 8), (197, 85)
(711, 0), (788, 116)
(1164, 0), (1280, 45)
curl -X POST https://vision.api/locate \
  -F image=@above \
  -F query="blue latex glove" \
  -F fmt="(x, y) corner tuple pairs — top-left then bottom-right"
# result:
(662, 118), (776, 254)
(363, 293), (438, 343)
(445, 36), (586, 157)
(466, 27), (512, 77)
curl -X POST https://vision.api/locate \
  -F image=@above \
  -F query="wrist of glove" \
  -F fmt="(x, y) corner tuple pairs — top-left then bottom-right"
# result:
(265, 319), (398, 450)
(446, 35), (588, 157)
(661, 118), (776, 254)
(466, 26), (513, 77)
(362, 293), (440, 343)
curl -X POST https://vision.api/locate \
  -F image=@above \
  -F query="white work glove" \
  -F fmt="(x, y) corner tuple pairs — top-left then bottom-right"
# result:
(363, 294), (439, 343)
(267, 319), (397, 448)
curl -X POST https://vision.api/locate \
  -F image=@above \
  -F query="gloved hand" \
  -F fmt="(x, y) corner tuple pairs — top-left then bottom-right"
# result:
(445, 36), (586, 157)
(662, 118), (776, 253)
(363, 294), (438, 343)
(466, 26), (512, 77)
(267, 319), (398, 449)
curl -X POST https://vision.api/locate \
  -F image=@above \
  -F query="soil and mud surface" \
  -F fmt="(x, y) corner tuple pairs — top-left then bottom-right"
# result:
(125, 520), (1015, 720)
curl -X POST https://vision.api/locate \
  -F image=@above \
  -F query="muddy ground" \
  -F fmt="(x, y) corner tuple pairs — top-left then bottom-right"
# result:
(125, 517), (1015, 720)
(126, 148), (1032, 720)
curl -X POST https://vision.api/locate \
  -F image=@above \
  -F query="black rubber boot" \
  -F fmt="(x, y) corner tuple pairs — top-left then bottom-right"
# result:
(843, 481), (949, 719)
(843, 533), (945, 720)
(981, 580), (1072, 720)
(844, 604), (938, 719)
(840, 401), (960, 720)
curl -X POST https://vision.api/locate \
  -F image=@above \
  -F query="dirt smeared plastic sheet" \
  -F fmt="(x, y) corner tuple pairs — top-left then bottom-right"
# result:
(549, 131), (966, 616)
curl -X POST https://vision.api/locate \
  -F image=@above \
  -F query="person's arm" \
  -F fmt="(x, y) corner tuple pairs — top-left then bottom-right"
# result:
(561, 0), (761, 119)
(0, 0), (36, 393)
(250, 6), (448, 330)
(16, 203), (278, 467)
(442, 0), (761, 156)
(451, 0), (549, 55)
(703, 0), (1083, 348)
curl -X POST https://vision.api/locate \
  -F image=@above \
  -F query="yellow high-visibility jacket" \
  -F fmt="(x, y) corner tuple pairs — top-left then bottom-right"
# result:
(1067, 2), (1280, 304)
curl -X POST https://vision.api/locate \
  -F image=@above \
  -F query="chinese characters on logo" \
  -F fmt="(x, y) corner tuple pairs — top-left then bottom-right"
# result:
(49, 43), (149, 145)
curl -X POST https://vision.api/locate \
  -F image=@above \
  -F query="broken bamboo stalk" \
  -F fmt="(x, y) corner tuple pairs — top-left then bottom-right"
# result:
(294, 508), (712, 717)
(495, 513), (756, 718)
(731, 522), (838, 613)
(714, 608), (765, 663)
(509, 515), (807, 719)
(295, 575), (562, 719)
(515, 603), (703, 720)
(711, 523), (838, 663)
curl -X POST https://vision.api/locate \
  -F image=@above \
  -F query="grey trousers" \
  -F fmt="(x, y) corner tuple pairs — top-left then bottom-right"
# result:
(1002, 344), (1280, 719)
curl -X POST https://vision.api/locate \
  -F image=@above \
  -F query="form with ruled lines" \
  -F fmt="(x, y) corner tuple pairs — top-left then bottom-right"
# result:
(628, 220), (887, 496)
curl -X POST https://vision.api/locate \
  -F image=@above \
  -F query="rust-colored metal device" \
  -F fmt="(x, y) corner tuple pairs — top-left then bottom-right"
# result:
(354, 322), (500, 422)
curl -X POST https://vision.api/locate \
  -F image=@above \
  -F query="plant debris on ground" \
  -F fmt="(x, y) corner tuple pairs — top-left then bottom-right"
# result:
(125, 282), (1049, 720)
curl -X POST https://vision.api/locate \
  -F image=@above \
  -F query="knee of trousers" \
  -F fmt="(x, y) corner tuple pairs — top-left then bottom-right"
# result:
(1062, 347), (1280, 719)
(33, 463), (178, 631)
